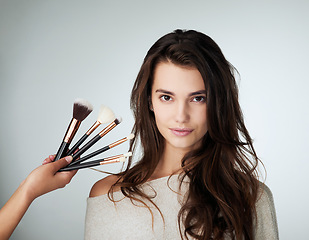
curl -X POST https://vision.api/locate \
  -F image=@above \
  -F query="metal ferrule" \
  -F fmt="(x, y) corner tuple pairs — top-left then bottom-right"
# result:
(86, 121), (101, 135)
(98, 120), (117, 137)
(64, 118), (81, 143)
(109, 137), (127, 148)
(100, 157), (122, 165)
(103, 154), (123, 161)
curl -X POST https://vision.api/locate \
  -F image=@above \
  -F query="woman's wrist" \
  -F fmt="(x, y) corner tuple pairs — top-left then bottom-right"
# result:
(18, 179), (37, 204)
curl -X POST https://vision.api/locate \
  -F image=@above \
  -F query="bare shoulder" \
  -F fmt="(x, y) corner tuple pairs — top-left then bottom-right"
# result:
(89, 175), (120, 197)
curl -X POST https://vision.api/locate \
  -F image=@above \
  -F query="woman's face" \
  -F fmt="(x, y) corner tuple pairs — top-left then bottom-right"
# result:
(151, 61), (208, 154)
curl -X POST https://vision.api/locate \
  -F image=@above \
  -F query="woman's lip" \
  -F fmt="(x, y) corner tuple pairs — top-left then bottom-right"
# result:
(169, 128), (193, 136)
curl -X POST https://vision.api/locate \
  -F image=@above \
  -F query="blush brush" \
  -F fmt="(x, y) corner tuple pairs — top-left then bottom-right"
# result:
(54, 98), (93, 161)
(68, 133), (134, 166)
(58, 152), (132, 172)
(70, 117), (122, 161)
(66, 105), (115, 156)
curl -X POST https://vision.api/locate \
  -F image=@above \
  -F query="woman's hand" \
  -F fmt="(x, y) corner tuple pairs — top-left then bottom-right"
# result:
(22, 155), (77, 201)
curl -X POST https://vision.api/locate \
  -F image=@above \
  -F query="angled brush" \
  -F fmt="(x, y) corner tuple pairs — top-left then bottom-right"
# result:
(59, 152), (132, 172)
(54, 99), (93, 161)
(67, 105), (115, 156)
(68, 133), (134, 166)
(71, 117), (122, 161)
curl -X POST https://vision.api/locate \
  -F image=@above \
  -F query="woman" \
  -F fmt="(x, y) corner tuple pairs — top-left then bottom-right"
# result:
(86, 29), (278, 239)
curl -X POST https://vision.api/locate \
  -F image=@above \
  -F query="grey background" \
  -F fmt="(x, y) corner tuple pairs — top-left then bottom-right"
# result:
(1, 1), (308, 239)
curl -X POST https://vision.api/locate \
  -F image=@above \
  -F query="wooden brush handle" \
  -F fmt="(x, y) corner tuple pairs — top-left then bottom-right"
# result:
(67, 133), (89, 156)
(72, 134), (101, 161)
(58, 160), (101, 172)
(68, 145), (109, 166)
(54, 142), (69, 161)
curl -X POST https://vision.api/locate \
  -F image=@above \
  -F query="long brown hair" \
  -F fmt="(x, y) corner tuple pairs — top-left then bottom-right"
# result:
(111, 29), (260, 239)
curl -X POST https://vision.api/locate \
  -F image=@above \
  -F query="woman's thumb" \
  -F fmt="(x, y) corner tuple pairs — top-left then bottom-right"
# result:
(53, 156), (73, 171)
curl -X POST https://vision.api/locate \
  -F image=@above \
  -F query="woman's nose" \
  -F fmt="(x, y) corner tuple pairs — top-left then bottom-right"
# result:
(175, 102), (190, 123)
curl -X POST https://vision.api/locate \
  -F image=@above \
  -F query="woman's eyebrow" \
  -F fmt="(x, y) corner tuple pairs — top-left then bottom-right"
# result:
(155, 89), (206, 96)
(155, 89), (175, 95)
(188, 90), (206, 96)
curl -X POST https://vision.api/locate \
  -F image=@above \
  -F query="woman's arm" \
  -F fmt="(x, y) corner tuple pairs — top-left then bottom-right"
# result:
(254, 183), (279, 239)
(0, 155), (76, 240)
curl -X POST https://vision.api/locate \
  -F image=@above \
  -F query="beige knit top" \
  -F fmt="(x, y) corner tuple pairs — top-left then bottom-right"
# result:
(84, 175), (279, 240)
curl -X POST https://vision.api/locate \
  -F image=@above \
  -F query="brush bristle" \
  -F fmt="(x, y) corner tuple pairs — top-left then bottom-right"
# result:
(114, 117), (122, 125)
(124, 152), (132, 157)
(119, 157), (126, 162)
(97, 105), (115, 124)
(127, 133), (135, 140)
(73, 98), (93, 121)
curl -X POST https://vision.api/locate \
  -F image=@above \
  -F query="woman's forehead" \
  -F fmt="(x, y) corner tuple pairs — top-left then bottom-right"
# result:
(152, 62), (205, 93)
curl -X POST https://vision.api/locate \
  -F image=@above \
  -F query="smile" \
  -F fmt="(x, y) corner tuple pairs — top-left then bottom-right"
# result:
(169, 128), (193, 137)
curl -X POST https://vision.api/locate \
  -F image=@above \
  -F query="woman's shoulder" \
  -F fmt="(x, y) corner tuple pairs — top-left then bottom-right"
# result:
(257, 182), (275, 204)
(89, 174), (121, 198)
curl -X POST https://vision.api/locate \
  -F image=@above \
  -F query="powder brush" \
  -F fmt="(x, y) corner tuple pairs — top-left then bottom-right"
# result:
(71, 117), (122, 161)
(59, 152), (132, 172)
(67, 105), (115, 156)
(54, 99), (93, 161)
(68, 133), (134, 166)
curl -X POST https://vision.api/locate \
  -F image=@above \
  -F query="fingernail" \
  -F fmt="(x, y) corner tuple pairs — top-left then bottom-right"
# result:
(65, 156), (73, 163)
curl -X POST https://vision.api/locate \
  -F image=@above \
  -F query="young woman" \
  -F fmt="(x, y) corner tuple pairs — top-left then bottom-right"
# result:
(86, 29), (278, 239)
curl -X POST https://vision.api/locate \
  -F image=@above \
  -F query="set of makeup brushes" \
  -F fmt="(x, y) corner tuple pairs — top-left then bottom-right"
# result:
(53, 98), (133, 172)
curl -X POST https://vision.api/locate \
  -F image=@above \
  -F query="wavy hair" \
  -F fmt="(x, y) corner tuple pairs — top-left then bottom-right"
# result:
(110, 29), (260, 240)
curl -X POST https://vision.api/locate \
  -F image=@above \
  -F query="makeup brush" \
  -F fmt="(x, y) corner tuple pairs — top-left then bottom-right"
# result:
(54, 99), (93, 161)
(59, 152), (132, 172)
(68, 133), (134, 166)
(71, 117), (122, 161)
(67, 105), (115, 156)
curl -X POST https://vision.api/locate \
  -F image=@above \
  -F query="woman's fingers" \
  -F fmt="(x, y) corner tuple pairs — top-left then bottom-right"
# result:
(42, 155), (55, 165)
(51, 156), (73, 171)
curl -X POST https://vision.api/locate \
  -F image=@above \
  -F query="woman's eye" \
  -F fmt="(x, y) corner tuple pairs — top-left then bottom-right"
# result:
(160, 95), (172, 102)
(192, 96), (206, 102)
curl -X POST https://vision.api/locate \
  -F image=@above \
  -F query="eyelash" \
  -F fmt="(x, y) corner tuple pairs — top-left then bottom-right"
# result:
(159, 95), (206, 103)
(192, 96), (206, 103)
(159, 95), (172, 102)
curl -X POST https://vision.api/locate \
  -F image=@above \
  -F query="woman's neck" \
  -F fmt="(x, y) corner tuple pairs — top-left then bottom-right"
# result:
(151, 144), (187, 180)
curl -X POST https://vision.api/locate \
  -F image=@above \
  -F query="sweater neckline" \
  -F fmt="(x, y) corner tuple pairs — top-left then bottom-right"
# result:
(88, 174), (182, 200)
